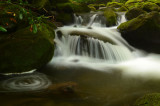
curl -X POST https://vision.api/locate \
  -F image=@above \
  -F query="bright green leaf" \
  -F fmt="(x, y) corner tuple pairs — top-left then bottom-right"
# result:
(0, 26), (7, 32)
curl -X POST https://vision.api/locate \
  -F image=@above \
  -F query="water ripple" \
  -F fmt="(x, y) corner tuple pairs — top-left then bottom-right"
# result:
(0, 73), (51, 92)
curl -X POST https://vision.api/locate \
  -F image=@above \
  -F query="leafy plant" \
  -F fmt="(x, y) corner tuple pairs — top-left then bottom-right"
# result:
(0, 0), (49, 33)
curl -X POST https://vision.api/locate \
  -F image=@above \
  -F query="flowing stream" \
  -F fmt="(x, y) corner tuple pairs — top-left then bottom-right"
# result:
(0, 12), (160, 106)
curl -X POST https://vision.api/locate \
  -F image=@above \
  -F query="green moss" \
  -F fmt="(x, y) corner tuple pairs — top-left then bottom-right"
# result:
(118, 11), (160, 32)
(88, 4), (99, 11)
(134, 93), (160, 106)
(104, 8), (118, 27)
(142, 2), (160, 12)
(125, 7), (146, 20)
(116, 5), (128, 12)
(148, 0), (160, 6)
(107, 2), (123, 8)
(118, 11), (160, 53)
(125, 0), (144, 9)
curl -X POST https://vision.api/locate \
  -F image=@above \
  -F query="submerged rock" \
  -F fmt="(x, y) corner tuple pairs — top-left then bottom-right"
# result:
(103, 8), (118, 27)
(125, 7), (146, 20)
(134, 93), (160, 106)
(118, 11), (160, 53)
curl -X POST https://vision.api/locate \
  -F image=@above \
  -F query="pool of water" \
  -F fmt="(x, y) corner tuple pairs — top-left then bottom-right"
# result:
(0, 65), (160, 106)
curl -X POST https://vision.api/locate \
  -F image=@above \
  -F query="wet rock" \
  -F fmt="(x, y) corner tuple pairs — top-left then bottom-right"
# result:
(125, 7), (146, 20)
(134, 93), (160, 106)
(47, 82), (78, 94)
(118, 11), (160, 53)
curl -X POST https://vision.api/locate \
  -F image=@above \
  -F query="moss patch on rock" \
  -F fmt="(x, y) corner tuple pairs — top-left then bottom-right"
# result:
(134, 93), (160, 106)
(125, 7), (146, 20)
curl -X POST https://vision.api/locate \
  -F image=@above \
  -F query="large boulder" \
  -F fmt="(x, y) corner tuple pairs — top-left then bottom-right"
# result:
(125, 7), (146, 20)
(0, 24), (54, 73)
(134, 93), (160, 106)
(0, 3), (55, 73)
(118, 11), (160, 53)
(103, 8), (118, 27)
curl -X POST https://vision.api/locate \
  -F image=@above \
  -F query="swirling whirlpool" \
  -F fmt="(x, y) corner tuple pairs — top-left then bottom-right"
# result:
(0, 73), (51, 92)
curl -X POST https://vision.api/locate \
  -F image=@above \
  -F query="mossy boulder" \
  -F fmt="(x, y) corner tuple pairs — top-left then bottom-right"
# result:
(134, 93), (160, 106)
(0, 23), (55, 73)
(125, 0), (144, 9)
(142, 2), (160, 12)
(103, 8), (118, 27)
(125, 7), (146, 20)
(118, 11), (160, 53)
(107, 2), (123, 8)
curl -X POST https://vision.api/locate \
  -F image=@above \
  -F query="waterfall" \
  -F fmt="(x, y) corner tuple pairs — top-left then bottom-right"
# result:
(53, 13), (136, 64)
(51, 12), (160, 80)
(54, 34), (133, 63)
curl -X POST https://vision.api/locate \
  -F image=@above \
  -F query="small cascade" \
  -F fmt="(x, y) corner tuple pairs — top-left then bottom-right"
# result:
(117, 12), (127, 25)
(53, 12), (136, 64)
(73, 14), (83, 27)
(54, 34), (133, 63)
(73, 13), (106, 27)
